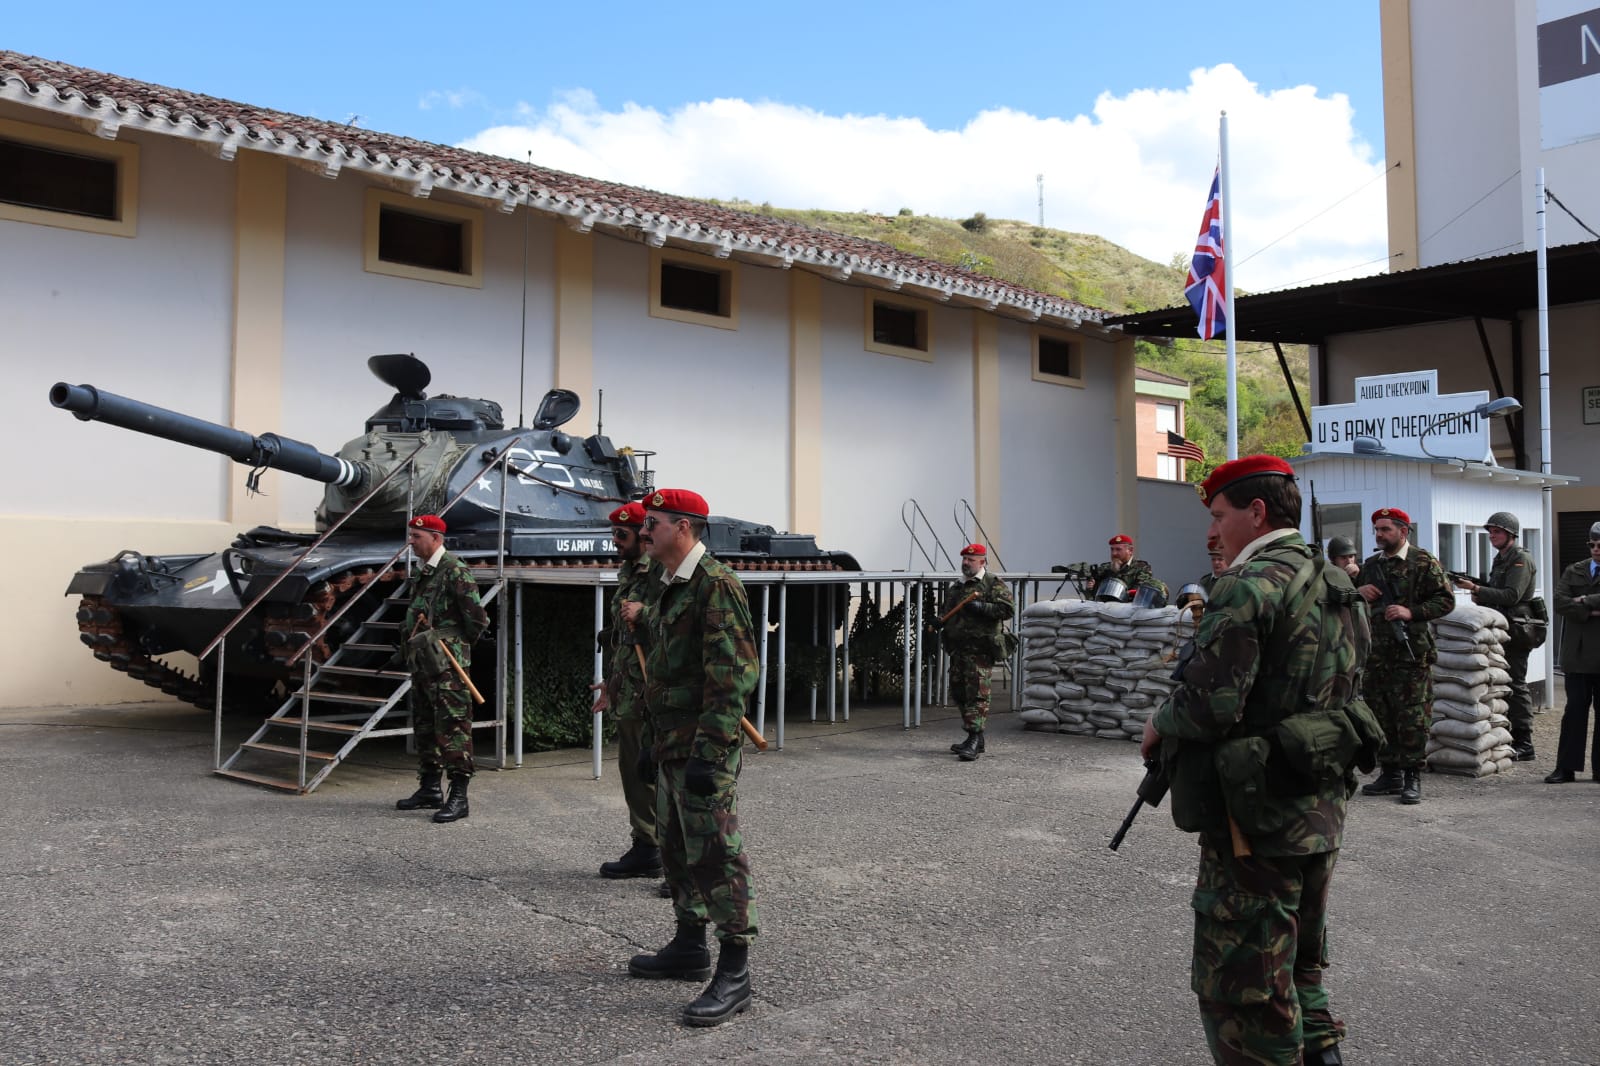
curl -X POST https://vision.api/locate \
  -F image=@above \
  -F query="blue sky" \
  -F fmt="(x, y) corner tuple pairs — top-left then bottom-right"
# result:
(7, 2), (1390, 291)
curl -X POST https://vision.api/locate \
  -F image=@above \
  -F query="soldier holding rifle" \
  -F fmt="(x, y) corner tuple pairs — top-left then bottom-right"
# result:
(1454, 511), (1540, 761)
(1139, 455), (1377, 1066)
(394, 514), (490, 824)
(930, 544), (1015, 762)
(1355, 507), (1454, 805)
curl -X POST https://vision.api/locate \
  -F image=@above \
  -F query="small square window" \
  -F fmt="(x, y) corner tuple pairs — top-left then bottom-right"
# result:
(863, 293), (932, 360)
(0, 118), (138, 237)
(1032, 329), (1083, 386)
(649, 249), (739, 330)
(363, 188), (482, 288)
(1155, 402), (1178, 433)
(1156, 454), (1179, 481)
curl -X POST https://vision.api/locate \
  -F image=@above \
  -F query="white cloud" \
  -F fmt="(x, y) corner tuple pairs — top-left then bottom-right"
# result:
(460, 64), (1388, 296)
(420, 88), (486, 111)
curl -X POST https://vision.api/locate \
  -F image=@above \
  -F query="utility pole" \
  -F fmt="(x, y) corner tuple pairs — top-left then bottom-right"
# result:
(1036, 174), (1045, 228)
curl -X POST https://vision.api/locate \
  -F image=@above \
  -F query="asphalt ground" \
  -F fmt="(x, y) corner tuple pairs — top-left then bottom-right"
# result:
(2, 688), (1597, 1066)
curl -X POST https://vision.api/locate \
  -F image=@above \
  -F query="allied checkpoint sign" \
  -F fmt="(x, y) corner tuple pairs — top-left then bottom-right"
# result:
(1311, 370), (1493, 462)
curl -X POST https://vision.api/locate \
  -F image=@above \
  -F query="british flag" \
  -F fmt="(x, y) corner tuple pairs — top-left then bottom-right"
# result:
(1184, 167), (1227, 340)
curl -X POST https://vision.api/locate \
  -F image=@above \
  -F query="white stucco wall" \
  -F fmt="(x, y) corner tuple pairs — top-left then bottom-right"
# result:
(995, 326), (1123, 573)
(1406, 0), (1600, 266)
(276, 172), (560, 526)
(5, 111), (236, 521)
(589, 240), (791, 532)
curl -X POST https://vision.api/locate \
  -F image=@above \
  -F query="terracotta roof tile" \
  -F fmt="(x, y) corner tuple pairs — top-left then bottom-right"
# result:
(0, 50), (1103, 328)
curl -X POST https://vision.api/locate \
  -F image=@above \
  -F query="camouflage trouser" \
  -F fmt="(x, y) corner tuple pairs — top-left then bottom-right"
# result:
(948, 646), (994, 732)
(1503, 640), (1533, 746)
(657, 750), (757, 946)
(1365, 656), (1433, 769)
(412, 668), (474, 778)
(1192, 840), (1343, 1065)
(616, 709), (657, 846)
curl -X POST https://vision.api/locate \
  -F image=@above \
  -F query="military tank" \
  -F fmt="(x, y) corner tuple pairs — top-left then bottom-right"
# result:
(52, 354), (857, 707)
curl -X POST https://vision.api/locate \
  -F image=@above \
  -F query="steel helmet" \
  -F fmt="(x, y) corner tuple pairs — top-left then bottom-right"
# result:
(1327, 535), (1357, 559)
(1485, 511), (1520, 537)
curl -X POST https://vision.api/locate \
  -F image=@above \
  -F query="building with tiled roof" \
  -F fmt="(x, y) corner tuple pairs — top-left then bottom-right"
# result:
(1, 51), (1171, 708)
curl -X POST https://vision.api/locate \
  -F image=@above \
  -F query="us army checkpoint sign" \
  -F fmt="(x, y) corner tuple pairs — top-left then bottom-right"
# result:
(1311, 370), (1492, 461)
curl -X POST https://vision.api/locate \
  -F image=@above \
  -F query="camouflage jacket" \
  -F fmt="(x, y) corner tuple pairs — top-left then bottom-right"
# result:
(938, 572), (1015, 653)
(643, 549), (760, 764)
(603, 557), (661, 721)
(1358, 545), (1455, 664)
(402, 550), (490, 671)
(1088, 558), (1157, 599)
(1472, 543), (1538, 621)
(1152, 532), (1371, 857)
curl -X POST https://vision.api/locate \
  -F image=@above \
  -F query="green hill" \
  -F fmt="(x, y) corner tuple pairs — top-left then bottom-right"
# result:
(719, 202), (1312, 472)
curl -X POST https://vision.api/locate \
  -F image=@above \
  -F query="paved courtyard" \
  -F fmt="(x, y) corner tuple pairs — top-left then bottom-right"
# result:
(2, 690), (1596, 1065)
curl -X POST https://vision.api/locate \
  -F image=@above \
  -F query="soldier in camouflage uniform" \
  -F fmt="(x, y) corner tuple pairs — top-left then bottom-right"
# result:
(932, 543), (1015, 761)
(1141, 455), (1376, 1066)
(1456, 511), (1539, 760)
(1090, 533), (1165, 601)
(1355, 507), (1455, 805)
(591, 501), (665, 882)
(626, 489), (761, 1028)
(394, 514), (490, 824)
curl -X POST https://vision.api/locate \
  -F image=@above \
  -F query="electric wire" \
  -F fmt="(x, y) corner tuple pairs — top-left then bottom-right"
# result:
(1418, 170), (1520, 249)
(1545, 188), (1600, 241)
(1234, 161), (1398, 269)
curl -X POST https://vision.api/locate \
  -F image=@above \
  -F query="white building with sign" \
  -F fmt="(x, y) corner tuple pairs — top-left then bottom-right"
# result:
(1295, 369), (1575, 691)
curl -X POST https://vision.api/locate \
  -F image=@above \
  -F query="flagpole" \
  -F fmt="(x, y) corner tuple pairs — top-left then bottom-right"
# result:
(1220, 111), (1238, 460)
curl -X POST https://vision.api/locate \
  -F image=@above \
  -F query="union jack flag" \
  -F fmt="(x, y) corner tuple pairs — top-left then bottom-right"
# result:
(1184, 167), (1227, 340)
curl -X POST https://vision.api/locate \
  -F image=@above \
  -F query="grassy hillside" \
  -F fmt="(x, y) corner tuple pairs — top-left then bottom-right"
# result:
(720, 202), (1313, 472)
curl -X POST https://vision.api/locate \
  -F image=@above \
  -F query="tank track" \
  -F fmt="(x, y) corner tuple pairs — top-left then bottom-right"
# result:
(75, 554), (845, 708)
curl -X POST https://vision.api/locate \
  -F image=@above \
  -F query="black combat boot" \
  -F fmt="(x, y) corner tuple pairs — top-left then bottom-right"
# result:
(1399, 768), (1422, 805)
(600, 840), (663, 879)
(1512, 740), (1537, 762)
(1304, 1041), (1344, 1065)
(432, 774), (470, 823)
(949, 731), (987, 755)
(955, 730), (984, 762)
(1361, 767), (1404, 796)
(395, 770), (443, 810)
(629, 921), (712, 980)
(681, 942), (752, 1027)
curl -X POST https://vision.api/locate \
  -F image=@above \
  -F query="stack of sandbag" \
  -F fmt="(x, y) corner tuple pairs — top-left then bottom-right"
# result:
(1015, 599), (1187, 741)
(1425, 602), (1515, 777)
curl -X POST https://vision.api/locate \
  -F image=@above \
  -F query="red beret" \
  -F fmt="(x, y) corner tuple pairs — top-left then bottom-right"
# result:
(1109, 534), (1133, 546)
(1197, 454), (1296, 506)
(1371, 507), (1411, 527)
(409, 514), (446, 533)
(607, 501), (646, 526)
(646, 488), (709, 518)
(960, 543), (987, 557)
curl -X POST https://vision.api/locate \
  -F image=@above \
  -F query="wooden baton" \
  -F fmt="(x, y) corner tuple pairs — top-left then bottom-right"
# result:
(631, 622), (766, 751)
(439, 641), (486, 706)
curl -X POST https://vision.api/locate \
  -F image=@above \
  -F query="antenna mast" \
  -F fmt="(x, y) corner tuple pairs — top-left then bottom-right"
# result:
(1037, 173), (1044, 227)
(517, 150), (531, 428)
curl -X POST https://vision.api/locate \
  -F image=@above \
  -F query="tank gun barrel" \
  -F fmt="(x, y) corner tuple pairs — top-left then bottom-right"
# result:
(50, 383), (364, 488)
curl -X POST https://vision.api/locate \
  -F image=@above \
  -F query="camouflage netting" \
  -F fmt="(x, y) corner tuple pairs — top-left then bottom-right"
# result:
(1426, 602), (1516, 777)
(318, 430), (470, 530)
(1014, 600), (1187, 740)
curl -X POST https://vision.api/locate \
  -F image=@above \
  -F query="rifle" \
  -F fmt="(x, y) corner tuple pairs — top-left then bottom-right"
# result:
(1109, 757), (1169, 850)
(1447, 571), (1483, 587)
(1360, 558), (1416, 660)
(1310, 479), (1325, 558)
(936, 590), (982, 625)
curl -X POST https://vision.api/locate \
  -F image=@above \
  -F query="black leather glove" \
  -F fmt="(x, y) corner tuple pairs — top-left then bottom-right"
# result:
(636, 747), (657, 784)
(928, 617), (945, 633)
(684, 756), (718, 797)
(963, 600), (989, 618)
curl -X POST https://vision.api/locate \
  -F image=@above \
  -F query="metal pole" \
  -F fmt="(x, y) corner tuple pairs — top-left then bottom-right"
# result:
(1220, 110), (1238, 460)
(777, 582), (788, 751)
(1535, 167), (1556, 712)
(826, 585), (837, 723)
(299, 655), (312, 793)
(841, 585), (851, 722)
(756, 585), (771, 735)
(513, 583), (524, 768)
(592, 585), (604, 781)
(494, 583), (508, 769)
(809, 590), (819, 722)
(212, 644), (225, 769)
(902, 581), (913, 730)
(914, 581), (925, 727)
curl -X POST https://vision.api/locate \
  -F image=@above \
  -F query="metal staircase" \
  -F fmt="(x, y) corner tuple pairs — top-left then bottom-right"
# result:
(215, 581), (502, 794)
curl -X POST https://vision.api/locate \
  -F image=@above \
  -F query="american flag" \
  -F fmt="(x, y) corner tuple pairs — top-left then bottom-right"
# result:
(1184, 167), (1227, 340)
(1167, 430), (1205, 463)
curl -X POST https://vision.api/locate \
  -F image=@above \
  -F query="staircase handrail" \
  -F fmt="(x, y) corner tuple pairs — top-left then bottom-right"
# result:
(954, 499), (1006, 573)
(901, 499), (956, 571)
